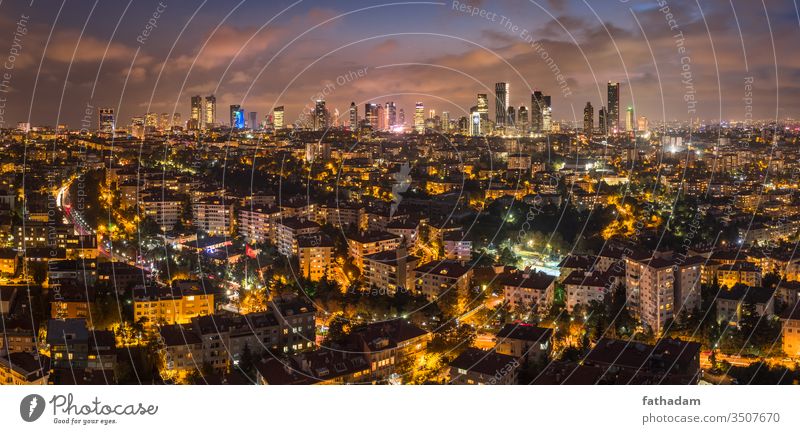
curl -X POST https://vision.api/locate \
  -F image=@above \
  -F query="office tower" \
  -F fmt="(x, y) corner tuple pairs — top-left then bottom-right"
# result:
(314, 99), (327, 131)
(273, 106), (285, 129)
(98, 108), (114, 133)
(205, 95), (217, 127)
(542, 95), (552, 132)
(230, 105), (244, 129)
(349, 102), (358, 130)
(190, 95), (202, 129)
(495, 82), (509, 126)
(229, 105), (240, 127)
(583, 102), (593, 136)
(531, 91), (544, 133)
(364, 103), (379, 128)
(518, 105), (529, 132)
(471, 110), (481, 136)
(598, 106), (607, 136)
(625, 106), (635, 133)
(333, 108), (340, 128)
(442, 111), (450, 133)
(386, 102), (396, 128)
(607, 82), (620, 133)
(172, 113), (181, 129)
(249, 111), (257, 130)
(414, 102), (424, 133)
(477, 93), (489, 121)
(637, 116), (648, 133)
(377, 104), (386, 131)
(507, 106), (515, 127)
(398, 108), (405, 126)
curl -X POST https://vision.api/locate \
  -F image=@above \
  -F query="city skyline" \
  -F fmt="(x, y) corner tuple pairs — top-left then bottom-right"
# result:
(0, 0), (798, 129)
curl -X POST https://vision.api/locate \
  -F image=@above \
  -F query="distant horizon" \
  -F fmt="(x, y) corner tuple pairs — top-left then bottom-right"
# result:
(1, 0), (799, 128)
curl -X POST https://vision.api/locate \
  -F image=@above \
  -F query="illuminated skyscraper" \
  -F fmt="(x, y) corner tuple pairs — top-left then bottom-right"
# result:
(364, 103), (379, 128)
(249, 111), (257, 130)
(98, 108), (115, 133)
(398, 108), (405, 126)
(386, 102), (396, 128)
(470, 110), (481, 136)
(230, 105), (245, 129)
(542, 95), (552, 132)
(598, 106), (607, 136)
(442, 111), (450, 133)
(477, 94), (489, 121)
(625, 106), (634, 133)
(583, 102), (593, 136)
(607, 82), (620, 133)
(273, 106), (284, 129)
(531, 91), (544, 133)
(518, 105), (529, 133)
(205, 95), (217, 127)
(414, 102), (424, 133)
(507, 106), (515, 127)
(190, 95), (202, 129)
(377, 104), (386, 131)
(172, 113), (181, 129)
(495, 82), (509, 126)
(349, 102), (358, 130)
(314, 99), (327, 131)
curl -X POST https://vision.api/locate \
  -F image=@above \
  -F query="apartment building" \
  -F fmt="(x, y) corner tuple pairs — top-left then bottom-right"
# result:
(133, 285), (215, 328)
(192, 196), (234, 236)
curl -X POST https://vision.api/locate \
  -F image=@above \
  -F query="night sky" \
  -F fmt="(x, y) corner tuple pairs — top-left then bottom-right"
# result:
(0, 0), (797, 128)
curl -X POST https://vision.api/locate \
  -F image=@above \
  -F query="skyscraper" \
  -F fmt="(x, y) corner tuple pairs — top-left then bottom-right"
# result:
(364, 103), (379, 128)
(507, 106), (515, 127)
(625, 106), (635, 133)
(349, 102), (358, 130)
(273, 106), (284, 129)
(470, 110), (481, 136)
(98, 108), (114, 133)
(442, 111), (450, 133)
(607, 82), (620, 133)
(172, 113), (181, 129)
(598, 106), (607, 136)
(377, 104), (386, 131)
(398, 108), (405, 126)
(583, 102), (593, 136)
(477, 94), (489, 121)
(531, 91), (544, 133)
(230, 104), (241, 128)
(542, 95), (552, 132)
(386, 102), (396, 128)
(495, 82), (509, 126)
(249, 111), (257, 130)
(205, 95), (217, 127)
(190, 95), (202, 129)
(518, 105), (529, 133)
(314, 99), (327, 131)
(414, 102), (424, 133)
